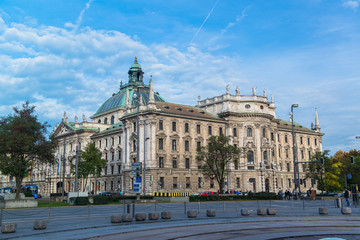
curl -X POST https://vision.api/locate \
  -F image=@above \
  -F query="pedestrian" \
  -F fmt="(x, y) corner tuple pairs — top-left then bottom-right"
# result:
(344, 188), (350, 206)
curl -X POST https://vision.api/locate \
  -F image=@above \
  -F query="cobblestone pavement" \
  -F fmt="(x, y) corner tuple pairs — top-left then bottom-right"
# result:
(0, 200), (359, 240)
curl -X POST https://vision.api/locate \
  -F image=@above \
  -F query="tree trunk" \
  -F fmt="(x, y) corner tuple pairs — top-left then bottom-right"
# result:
(219, 179), (225, 194)
(15, 175), (23, 199)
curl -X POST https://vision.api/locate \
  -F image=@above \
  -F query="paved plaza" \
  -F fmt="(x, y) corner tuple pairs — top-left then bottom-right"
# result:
(0, 200), (359, 239)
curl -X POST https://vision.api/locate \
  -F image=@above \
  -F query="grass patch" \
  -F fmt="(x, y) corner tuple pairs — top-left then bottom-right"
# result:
(38, 201), (68, 208)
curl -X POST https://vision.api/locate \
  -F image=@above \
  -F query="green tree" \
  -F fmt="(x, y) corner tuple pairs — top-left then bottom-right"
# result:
(71, 142), (106, 192)
(196, 135), (242, 194)
(0, 102), (56, 199)
(305, 151), (330, 194)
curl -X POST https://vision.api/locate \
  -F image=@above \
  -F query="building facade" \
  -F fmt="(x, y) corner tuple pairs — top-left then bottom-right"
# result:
(26, 58), (324, 196)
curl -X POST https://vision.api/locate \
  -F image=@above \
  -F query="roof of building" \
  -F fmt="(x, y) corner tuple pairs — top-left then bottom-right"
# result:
(155, 102), (221, 120)
(92, 122), (123, 137)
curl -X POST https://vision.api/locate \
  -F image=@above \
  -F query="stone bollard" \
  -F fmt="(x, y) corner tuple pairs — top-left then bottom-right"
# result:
(33, 220), (47, 230)
(319, 208), (328, 215)
(1, 223), (17, 233)
(161, 211), (171, 219)
(241, 208), (251, 216)
(148, 212), (159, 220)
(341, 207), (352, 215)
(267, 208), (276, 216)
(187, 210), (197, 218)
(111, 215), (123, 223)
(206, 209), (216, 217)
(135, 213), (146, 221)
(122, 214), (133, 222)
(257, 208), (267, 216)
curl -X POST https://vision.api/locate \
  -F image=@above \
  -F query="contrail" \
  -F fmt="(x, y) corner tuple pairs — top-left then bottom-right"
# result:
(73, 0), (93, 32)
(190, 0), (220, 44)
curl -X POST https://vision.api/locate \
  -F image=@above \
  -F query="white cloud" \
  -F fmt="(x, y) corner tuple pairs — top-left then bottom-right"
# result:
(342, 0), (359, 9)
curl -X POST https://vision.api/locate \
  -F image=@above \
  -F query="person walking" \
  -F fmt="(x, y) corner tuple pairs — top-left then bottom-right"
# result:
(344, 188), (351, 207)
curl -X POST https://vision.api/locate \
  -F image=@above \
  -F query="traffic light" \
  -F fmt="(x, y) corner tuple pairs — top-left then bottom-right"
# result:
(350, 156), (355, 164)
(320, 157), (324, 165)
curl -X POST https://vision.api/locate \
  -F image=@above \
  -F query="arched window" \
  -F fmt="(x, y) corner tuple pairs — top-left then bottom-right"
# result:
(247, 150), (254, 164)
(247, 127), (252, 137)
(262, 128), (266, 137)
(111, 115), (115, 125)
(104, 118), (108, 124)
(98, 119), (101, 123)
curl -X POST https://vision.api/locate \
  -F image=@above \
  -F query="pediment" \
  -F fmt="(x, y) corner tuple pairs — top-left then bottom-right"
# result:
(53, 122), (75, 138)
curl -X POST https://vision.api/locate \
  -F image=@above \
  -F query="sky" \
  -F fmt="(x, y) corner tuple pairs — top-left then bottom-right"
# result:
(0, 0), (359, 156)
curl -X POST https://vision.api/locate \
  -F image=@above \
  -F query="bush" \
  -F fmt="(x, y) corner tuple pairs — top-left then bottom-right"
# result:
(93, 195), (110, 205)
(189, 193), (282, 202)
(74, 197), (89, 205)
(24, 191), (33, 198)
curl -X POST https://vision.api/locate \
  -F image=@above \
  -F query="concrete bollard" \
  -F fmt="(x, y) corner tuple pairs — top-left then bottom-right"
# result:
(341, 207), (352, 215)
(241, 208), (251, 216)
(161, 211), (171, 219)
(148, 212), (159, 220)
(33, 220), (47, 230)
(319, 208), (328, 215)
(267, 208), (276, 215)
(257, 208), (267, 216)
(206, 209), (216, 217)
(122, 214), (133, 222)
(111, 215), (123, 223)
(187, 210), (197, 218)
(135, 213), (146, 221)
(1, 223), (17, 233)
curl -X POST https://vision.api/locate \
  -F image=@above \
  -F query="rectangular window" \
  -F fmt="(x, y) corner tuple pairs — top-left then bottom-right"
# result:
(233, 128), (237, 137)
(186, 177), (191, 189)
(172, 159), (177, 168)
(287, 163), (290, 172)
(300, 137), (303, 144)
(208, 126), (212, 135)
(185, 140), (189, 151)
(210, 179), (214, 188)
(279, 148), (281, 157)
(105, 152), (108, 160)
(185, 158), (190, 169)
(301, 150), (304, 159)
(111, 151), (114, 161)
(286, 149), (289, 158)
(133, 122), (136, 132)
(197, 141), (201, 151)
(247, 166), (255, 170)
(118, 150), (121, 161)
(315, 138), (317, 146)
(104, 166), (108, 175)
(236, 178), (240, 188)
(271, 133), (274, 141)
(99, 140), (101, 148)
(118, 136), (121, 144)
(159, 177), (164, 189)
(173, 177), (178, 189)
(285, 135), (288, 143)
(159, 157), (164, 168)
(172, 122), (176, 131)
(118, 164), (121, 173)
(111, 181), (114, 191)
(172, 140), (177, 151)
(159, 120), (163, 130)
(308, 138), (310, 145)
(111, 137), (114, 146)
(158, 138), (163, 150)
(308, 151), (311, 159)
(219, 127), (223, 135)
(198, 177), (202, 188)
(234, 159), (238, 170)
(197, 125), (201, 134)
(111, 165), (114, 175)
(105, 139), (108, 147)
(185, 123), (189, 133)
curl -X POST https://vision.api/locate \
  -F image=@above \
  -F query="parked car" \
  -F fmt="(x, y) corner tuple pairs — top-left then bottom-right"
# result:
(100, 192), (112, 196)
(201, 191), (217, 196)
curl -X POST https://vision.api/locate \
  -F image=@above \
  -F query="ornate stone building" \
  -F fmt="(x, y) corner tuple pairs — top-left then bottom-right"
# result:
(39, 58), (324, 196)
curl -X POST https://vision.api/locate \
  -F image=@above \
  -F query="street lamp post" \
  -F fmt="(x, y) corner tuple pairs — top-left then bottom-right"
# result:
(291, 104), (299, 193)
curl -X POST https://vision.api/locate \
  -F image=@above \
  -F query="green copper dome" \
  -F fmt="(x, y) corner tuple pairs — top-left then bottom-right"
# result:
(93, 58), (166, 116)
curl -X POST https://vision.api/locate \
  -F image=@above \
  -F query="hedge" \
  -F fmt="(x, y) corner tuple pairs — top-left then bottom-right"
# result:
(93, 196), (110, 205)
(73, 197), (89, 205)
(189, 192), (282, 202)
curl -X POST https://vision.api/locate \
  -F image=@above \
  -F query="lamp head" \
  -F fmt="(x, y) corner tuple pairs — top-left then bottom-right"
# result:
(292, 104), (299, 108)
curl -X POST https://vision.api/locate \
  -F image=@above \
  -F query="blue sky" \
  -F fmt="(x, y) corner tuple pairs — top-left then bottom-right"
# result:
(0, 0), (359, 155)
